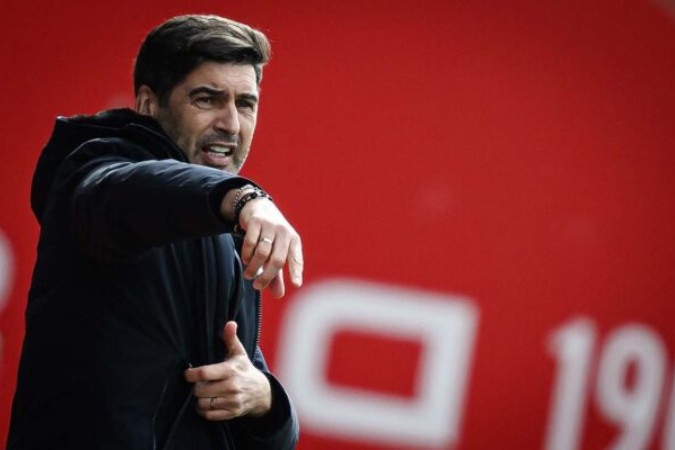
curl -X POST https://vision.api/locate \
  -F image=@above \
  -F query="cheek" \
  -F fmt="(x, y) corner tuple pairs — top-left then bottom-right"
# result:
(181, 118), (211, 147)
(242, 118), (257, 142)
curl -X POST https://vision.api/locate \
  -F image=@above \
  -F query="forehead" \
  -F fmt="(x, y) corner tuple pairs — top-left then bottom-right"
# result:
(178, 61), (258, 93)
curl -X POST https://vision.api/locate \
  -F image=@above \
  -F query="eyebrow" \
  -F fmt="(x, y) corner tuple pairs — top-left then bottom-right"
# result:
(188, 86), (259, 103)
(238, 92), (259, 103)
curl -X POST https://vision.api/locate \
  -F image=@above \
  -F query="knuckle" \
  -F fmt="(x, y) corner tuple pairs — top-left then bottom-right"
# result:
(230, 380), (243, 393)
(256, 247), (272, 262)
(291, 236), (302, 249)
(269, 255), (285, 268)
(256, 246), (272, 257)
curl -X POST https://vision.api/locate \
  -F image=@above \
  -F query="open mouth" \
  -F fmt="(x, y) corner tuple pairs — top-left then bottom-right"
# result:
(203, 144), (233, 157)
(201, 144), (235, 168)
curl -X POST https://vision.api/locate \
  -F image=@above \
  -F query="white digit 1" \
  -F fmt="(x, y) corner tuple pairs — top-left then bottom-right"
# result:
(595, 325), (666, 450)
(544, 318), (596, 450)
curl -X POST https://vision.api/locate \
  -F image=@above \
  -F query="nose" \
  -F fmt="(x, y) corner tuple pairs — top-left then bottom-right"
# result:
(214, 102), (240, 136)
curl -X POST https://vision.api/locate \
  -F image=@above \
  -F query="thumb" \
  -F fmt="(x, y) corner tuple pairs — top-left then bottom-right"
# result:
(223, 321), (246, 358)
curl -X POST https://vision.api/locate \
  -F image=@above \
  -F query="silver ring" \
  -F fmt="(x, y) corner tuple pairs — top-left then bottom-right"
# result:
(259, 237), (273, 245)
(209, 397), (217, 410)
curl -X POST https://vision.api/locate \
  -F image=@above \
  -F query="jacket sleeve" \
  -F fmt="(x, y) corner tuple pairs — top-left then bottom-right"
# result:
(229, 346), (300, 450)
(59, 138), (252, 261)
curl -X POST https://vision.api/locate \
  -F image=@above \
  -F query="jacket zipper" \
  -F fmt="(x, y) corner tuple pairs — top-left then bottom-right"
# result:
(255, 289), (262, 349)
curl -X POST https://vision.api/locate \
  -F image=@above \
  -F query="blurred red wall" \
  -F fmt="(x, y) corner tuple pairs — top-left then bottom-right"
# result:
(1, 1), (674, 448)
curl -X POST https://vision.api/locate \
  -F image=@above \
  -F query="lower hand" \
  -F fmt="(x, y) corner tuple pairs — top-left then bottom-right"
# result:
(184, 321), (272, 420)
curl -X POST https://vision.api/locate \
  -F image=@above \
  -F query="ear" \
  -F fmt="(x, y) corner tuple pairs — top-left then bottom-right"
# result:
(135, 85), (160, 117)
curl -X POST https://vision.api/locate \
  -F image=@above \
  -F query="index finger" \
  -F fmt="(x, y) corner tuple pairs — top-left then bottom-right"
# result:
(241, 220), (262, 266)
(184, 364), (229, 383)
(288, 235), (304, 287)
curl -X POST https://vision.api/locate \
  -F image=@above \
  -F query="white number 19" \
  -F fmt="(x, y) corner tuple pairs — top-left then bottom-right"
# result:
(545, 318), (672, 450)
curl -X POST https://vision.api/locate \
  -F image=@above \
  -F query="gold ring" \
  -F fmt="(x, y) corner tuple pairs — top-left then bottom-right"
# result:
(209, 397), (217, 410)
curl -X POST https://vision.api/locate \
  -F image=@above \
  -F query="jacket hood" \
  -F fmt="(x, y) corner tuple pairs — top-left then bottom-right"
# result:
(31, 108), (177, 223)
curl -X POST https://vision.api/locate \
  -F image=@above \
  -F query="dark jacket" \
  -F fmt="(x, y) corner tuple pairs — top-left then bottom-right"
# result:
(7, 109), (299, 450)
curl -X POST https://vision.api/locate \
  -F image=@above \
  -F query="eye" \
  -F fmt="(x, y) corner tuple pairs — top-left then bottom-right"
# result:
(236, 99), (256, 112)
(194, 96), (215, 109)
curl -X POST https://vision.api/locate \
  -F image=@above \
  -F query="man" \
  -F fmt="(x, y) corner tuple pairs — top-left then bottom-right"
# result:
(7, 14), (301, 449)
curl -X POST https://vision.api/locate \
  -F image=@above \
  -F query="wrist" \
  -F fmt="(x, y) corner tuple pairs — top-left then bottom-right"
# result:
(220, 185), (273, 230)
(232, 187), (273, 231)
(249, 374), (273, 417)
(221, 184), (255, 222)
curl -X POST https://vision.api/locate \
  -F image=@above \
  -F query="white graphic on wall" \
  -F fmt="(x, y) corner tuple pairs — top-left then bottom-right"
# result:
(277, 279), (479, 448)
(652, 0), (675, 21)
(0, 228), (15, 359)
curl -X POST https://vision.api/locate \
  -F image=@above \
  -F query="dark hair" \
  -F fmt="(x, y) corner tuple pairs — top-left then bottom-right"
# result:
(133, 14), (271, 104)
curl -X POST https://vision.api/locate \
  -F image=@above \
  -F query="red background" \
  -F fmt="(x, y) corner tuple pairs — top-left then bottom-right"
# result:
(1, 1), (674, 449)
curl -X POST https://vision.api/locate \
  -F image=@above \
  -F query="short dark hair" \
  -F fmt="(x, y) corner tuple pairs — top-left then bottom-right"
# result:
(133, 14), (271, 104)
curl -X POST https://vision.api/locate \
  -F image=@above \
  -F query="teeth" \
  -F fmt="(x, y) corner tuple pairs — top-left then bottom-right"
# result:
(205, 145), (232, 155)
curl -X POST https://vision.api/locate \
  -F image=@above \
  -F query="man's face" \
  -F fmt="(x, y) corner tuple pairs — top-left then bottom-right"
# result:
(152, 61), (260, 174)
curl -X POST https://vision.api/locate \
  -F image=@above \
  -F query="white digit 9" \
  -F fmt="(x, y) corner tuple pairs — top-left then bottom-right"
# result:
(595, 325), (667, 450)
